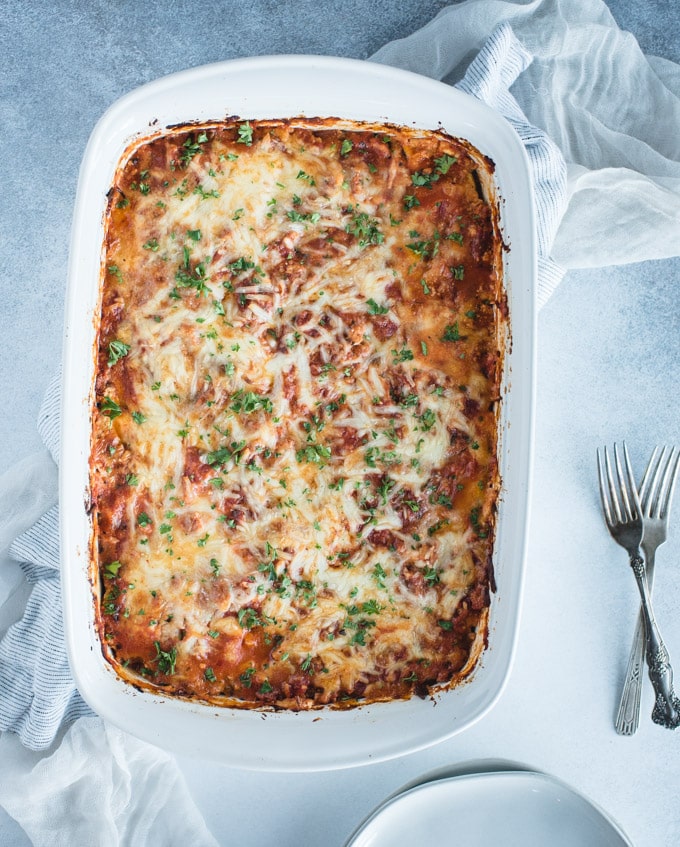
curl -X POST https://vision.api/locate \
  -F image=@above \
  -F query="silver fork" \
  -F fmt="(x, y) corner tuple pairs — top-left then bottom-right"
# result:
(597, 443), (680, 730)
(615, 446), (680, 735)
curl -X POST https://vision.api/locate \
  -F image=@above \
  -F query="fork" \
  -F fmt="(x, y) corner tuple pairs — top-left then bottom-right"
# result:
(597, 443), (680, 730)
(615, 446), (680, 735)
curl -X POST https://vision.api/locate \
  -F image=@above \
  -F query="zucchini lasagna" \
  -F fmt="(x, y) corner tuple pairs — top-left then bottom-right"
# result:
(91, 117), (506, 709)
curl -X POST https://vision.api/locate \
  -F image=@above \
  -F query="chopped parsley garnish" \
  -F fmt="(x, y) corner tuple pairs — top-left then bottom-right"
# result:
(131, 411), (146, 424)
(230, 390), (273, 415)
(391, 347), (414, 363)
(107, 339), (130, 367)
(193, 184), (220, 200)
(433, 153), (457, 174)
(340, 139), (353, 156)
(204, 667), (216, 682)
(403, 194), (420, 210)
(349, 624), (374, 646)
(239, 667), (256, 687)
(104, 561), (121, 578)
(345, 210), (384, 247)
(153, 641), (177, 675)
(423, 565), (440, 586)
(470, 505), (489, 538)
(410, 155), (457, 189)
(377, 477), (396, 504)
(100, 397), (122, 419)
(411, 170), (437, 188)
(142, 238), (159, 252)
(399, 393), (419, 408)
(428, 518), (449, 537)
(451, 264), (465, 280)
(228, 256), (256, 275)
(175, 249), (210, 296)
(237, 122), (253, 146)
(366, 298), (389, 315)
(296, 443), (332, 464)
(179, 131), (208, 166)
(137, 512), (151, 527)
(187, 228), (202, 241)
(418, 409), (436, 431)
(442, 323), (460, 342)
(296, 169), (316, 185)
(407, 231), (440, 261)
(107, 264), (123, 282)
(238, 608), (262, 630)
(204, 441), (247, 467)
(287, 209), (320, 224)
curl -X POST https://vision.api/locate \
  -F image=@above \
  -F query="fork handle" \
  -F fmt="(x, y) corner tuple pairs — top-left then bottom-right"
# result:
(615, 550), (656, 736)
(629, 553), (680, 730)
(615, 614), (646, 735)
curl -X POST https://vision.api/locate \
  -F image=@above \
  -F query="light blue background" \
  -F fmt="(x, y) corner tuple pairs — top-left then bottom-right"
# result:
(2, 2), (679, 846)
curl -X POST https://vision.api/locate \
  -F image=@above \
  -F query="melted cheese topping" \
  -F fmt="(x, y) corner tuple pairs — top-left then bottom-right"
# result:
(91, 118), (506, 709)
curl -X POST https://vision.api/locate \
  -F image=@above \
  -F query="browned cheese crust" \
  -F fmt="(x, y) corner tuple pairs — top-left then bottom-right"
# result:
(90, 118), (506, 709)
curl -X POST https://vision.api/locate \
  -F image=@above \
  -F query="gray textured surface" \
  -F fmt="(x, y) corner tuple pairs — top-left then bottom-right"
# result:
(2, 2), (680, 847)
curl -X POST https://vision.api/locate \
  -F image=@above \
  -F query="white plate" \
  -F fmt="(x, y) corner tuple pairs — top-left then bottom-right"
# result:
(61, 54), (536, 770)
(345, 771), (632, 847)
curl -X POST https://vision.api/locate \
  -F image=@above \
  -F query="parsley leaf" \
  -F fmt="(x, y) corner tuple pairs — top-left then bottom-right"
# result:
(345, 210), (384, 247)
(434, 153), (457, 174)
(366, 298), (389, 315)
(153, 641), (177, 675)
(107, 340), (130, 367)
(230, 390), (273, 415)
(442, 323), (460, 342)
(237, 122), (253, 146)
(204, 441), (247, 467)
(100, 397), (122, 419)
(340, 139), (353, 156)
(179, 131), (208, 167)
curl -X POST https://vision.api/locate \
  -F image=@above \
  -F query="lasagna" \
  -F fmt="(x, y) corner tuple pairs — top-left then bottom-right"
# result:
(90, 117), (506, 709)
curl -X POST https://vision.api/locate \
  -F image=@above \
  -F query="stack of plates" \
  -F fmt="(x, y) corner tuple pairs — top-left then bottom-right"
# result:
(344, 764), (632, 846)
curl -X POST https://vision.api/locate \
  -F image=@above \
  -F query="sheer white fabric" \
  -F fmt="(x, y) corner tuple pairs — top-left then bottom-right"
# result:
(372, 0), (680, 273)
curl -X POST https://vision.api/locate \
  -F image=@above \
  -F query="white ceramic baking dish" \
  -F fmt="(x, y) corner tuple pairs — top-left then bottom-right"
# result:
(60, 55), (536, 771)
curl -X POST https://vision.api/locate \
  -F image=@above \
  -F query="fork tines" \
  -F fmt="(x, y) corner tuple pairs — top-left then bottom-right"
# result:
(597, 443), (642, 529)
(640, 446), (680, 520)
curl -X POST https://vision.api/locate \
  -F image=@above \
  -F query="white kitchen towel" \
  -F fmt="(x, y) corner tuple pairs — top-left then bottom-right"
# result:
(0, 718), (219, 847)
